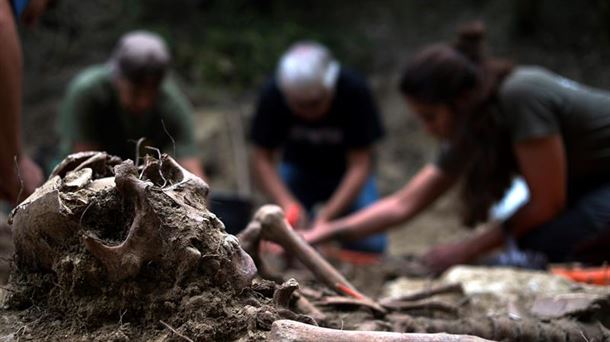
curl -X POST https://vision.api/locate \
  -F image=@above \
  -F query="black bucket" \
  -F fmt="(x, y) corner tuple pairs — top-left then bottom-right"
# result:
(209, 192), (253, 235)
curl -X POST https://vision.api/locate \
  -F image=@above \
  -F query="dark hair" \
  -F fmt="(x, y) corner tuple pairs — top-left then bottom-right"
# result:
(400, 21), (516, 226)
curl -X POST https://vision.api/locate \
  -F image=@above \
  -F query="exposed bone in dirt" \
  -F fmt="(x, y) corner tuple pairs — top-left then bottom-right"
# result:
(238, 205), (386, 315)
(2, 153), (281, 341)
(269, 319), (493, 342)
(2, 153), (610, 341)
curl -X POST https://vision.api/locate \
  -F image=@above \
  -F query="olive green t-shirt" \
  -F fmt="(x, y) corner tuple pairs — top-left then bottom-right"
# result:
(436, 66), (610, 187)
(57, 64), (198, 161)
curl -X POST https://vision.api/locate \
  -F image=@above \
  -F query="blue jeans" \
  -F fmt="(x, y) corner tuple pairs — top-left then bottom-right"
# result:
(279, 163), (387, 253)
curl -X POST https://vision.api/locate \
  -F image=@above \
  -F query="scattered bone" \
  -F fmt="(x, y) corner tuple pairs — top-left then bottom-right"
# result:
(62, 168), (93, 189)
(380, 283), (463, 305)
(506, 299), (527, 321)
(530, 293), (609, 319)
(381, 299), (459, 315)
(273, 278), (299, 308)
(317, 296), (394, 314)
(299, 287), (324, 300)
(239, 220), (284, 283)
(239, 205), (386, 315)
(50, 151), (121, 178)
(268, 320), (494, 342)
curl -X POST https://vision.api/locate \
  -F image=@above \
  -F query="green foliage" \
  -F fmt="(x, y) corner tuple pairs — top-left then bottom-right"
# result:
(134, 0), (373, 90)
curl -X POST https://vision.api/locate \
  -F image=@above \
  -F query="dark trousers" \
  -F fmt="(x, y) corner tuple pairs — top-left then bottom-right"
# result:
(518, 183), (610, 263)
(279, 162), (387, 253)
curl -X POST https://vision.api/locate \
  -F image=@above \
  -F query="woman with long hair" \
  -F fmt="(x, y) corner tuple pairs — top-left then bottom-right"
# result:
(304, 22), (610, 272)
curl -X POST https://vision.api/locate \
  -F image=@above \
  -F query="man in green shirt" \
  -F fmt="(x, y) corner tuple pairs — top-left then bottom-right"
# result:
(57, 31), (205, 179)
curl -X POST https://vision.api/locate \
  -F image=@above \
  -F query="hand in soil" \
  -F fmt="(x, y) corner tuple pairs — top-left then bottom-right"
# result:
(422, 241), (470, 274)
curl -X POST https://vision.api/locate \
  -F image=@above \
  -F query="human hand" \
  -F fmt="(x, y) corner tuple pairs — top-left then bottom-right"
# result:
(422, 241), (471, 275)
(301, 221), (334, 246)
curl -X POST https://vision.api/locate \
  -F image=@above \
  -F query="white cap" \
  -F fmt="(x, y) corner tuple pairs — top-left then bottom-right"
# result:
(276, 41), (340, 98)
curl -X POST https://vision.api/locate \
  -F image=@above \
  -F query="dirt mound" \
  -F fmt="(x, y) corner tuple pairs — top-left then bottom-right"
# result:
(2, 152), (609, 341)
(1, 152), (286, 341)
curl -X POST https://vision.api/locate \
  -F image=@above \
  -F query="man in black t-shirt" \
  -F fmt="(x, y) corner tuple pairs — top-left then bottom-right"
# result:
(250, 41), (386, 253)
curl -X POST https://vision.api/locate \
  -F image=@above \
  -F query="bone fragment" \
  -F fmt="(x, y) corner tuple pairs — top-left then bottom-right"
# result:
(380, 283), (464, 305)
(245, 205), (386, 315)
(269, 320), (494, 342)
(273, 278), (299, 308)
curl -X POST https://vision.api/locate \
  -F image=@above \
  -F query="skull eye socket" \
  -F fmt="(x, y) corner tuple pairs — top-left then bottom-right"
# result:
(77, 188), (135, 244)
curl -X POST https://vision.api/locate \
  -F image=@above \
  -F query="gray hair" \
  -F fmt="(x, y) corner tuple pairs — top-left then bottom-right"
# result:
(110, 30), (170, 84)
(276, 41), (340, 97)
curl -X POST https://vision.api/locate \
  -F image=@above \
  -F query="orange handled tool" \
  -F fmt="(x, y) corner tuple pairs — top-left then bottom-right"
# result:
(551, 265), (610, 285)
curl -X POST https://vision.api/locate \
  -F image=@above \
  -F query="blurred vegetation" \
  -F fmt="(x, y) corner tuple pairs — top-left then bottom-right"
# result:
(137, 1), (374, 92)
(18, 0), (610, 188)
(26, 0), (374, 93)
(23, 0), (610, 96)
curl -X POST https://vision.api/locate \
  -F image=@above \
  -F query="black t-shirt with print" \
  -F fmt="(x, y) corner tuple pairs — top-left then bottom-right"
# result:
(250, 68), (384, 177)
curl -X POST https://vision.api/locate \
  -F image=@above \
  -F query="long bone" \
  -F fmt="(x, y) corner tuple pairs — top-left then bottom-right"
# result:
(239, 205), (386, 315)
(269, 320), (494, 342)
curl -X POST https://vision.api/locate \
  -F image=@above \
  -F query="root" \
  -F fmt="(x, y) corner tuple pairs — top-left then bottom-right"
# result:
(159, 320), (194, 342)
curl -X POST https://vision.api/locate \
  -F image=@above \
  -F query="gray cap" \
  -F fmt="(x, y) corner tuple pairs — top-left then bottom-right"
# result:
(276, 41), (340, 98)
(110, 30), (170, 84)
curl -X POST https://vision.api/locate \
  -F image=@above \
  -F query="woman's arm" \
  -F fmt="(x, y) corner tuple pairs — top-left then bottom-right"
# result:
(305, 163), (455, 244)
(315, 148), (372, 223)
(423, 134), (567, 272)
(506, 134), (567, 234)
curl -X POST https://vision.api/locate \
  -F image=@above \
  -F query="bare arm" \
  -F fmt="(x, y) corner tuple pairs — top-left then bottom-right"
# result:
(424, 135), (567, 271)
(252, 146), (298, 208)
(315, 148), (373, 223)
(72, 142), (101, 153)
(306, 164), (455, 244)
(0, 0), (23, 202)
(177, 157), (207, 180)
